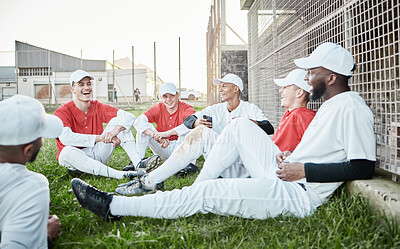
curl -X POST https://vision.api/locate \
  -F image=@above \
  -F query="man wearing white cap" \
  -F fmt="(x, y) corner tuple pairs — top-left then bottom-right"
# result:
(71, 42), (376, 221)
(272, 69), (315, 151)
(54, 70), (159, 180)
(114, 73), (273, 196)
(0, 95), (62, 248)
(126, 82), (198, 176)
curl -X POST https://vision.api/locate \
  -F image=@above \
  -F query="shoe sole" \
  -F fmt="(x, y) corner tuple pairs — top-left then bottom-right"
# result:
(144, 156), (161, 173)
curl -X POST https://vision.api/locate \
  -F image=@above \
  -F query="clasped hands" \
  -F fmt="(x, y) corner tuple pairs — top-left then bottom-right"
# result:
(152, 132), (170, 148)
(276, 151), (305, 181)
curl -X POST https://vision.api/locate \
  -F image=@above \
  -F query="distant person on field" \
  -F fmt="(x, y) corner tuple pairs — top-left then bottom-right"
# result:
(272, 69), (315, 152)
(114, 88), (118, 102)
(54, 70), (160, 180)
(0, 95), (62, 248)
(134, 88), (141, 102)
(125, 82), (198, 176)
(71, 42), (376, 221)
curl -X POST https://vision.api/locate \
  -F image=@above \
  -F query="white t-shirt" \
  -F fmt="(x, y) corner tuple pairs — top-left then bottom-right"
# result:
(0, 163), (49, 249)
(194, 100), (268, 135)
(288, 92), (376, 204)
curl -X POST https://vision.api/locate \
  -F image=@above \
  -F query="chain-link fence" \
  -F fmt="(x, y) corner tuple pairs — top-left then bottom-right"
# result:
(248, 0), (400, 180)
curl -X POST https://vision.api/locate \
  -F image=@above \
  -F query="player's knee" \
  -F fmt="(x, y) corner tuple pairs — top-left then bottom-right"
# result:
(184, 125), (207, 145)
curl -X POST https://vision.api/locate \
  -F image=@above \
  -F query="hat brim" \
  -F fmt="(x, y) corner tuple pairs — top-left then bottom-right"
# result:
(273, 78), (292, 87)
(160, 91), (177, 96)
(40, 114), (63, 139)
(213, 79), (222, 86)
(294, 57), (321, 70)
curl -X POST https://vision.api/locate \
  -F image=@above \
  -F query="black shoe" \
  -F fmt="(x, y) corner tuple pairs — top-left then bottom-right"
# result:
(175, 163), (200, 178)
(123, 155), (161, 173)
(71, 178), (120, 221)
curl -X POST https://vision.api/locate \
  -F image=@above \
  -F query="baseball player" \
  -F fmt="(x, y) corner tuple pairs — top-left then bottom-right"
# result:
(0, 95), (62, 248)
(54, 70), (159, 179)
(71, 42), (376, 220)
(114, 73), (273, 196)
(272, 69), (315, 151)
(127, 82), (199, 176)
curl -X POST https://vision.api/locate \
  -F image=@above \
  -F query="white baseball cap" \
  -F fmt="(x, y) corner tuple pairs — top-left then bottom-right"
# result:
(160, 82), (178, 96)
(213, 73), (244, 91)
(274, 69), (310, 93)
(70, 70), (94, 86)
(294, 42), (354, 76)
(0, 95), (63, 146)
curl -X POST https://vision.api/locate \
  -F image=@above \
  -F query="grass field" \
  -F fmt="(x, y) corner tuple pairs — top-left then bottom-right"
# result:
(26, 102), (400, 248)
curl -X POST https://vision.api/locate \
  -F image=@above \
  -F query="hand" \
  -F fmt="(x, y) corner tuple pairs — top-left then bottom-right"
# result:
(103, 131), (118, 143)
(111, 136), (121, 147)
(194, 118), (212, 128)
(47, 215), (61, 242)
(153, 131), (170, 141)
(276, 151), (292, 165)
(159, 138), (170, 148)
(276, 162), (305, 181)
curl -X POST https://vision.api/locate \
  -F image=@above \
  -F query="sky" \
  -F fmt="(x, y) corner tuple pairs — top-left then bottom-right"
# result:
(0, 0), (248, 93)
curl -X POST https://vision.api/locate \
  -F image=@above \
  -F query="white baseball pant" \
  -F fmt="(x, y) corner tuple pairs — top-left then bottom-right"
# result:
(58, 117), (142, 179)
(145, 122), (250, 185)
(110, 118), (319, 218)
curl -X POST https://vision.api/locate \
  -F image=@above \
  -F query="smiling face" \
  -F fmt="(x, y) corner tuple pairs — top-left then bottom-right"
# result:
(279, 84), (301, 109)
(162, 92), (179, 112)
(71, 77), (93, 103)
(219, 82), (239, 102)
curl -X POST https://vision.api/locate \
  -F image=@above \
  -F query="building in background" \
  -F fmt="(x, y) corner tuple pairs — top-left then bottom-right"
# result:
(0, 66), (16, 100)
(13, 41), (149, 104)
(241, 0), (400, 181)
(206, 0), (249, 105)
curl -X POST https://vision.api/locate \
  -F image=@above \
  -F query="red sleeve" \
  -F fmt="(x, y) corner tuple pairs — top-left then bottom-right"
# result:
(143, 103), (161, 123)
(96, 101), (118, 123)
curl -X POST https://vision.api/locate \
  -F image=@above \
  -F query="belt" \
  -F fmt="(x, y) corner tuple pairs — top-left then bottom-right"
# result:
(298, 183), (307, 191)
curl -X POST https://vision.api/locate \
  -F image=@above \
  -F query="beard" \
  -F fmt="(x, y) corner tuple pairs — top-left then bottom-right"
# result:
(310, 80), (327, 101)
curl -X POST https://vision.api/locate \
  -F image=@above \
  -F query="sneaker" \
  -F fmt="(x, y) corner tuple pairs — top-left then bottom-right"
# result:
(122, 170), (146, 180)
(71, 178), (120, 221)
(115, 174), (164, 196)
(123, 155), (161, 173)
(175, 163), (200, 178)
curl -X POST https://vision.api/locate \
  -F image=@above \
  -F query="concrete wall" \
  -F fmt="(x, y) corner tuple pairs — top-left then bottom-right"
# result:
(221, 45), (248, 101)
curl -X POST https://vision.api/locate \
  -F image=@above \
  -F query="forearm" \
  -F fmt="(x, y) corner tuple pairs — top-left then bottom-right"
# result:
(184, 115), (197, 129)
(256, 120), (274, 135)
(59, 127), (97, 147)
(304, 159), (375, 182)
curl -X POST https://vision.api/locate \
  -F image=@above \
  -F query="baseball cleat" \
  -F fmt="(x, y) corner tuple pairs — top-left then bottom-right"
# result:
(115, 174), (163, 196)
(123, 155), (161, 173)
(122, 171), (140, 180)
(71, 178), (120, 221)
(175, 163), (200, 178)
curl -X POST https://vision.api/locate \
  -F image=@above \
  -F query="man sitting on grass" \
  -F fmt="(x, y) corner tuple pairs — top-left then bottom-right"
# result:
(0, 95), (62, 248)
(71, 42), (376, 220)
(54, 70), (160, 179)
(271, 69), (315, 152)
(125, 82), (198, 177)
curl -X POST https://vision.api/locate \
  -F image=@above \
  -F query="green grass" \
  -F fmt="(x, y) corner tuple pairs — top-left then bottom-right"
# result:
(28, 102), (400, 248)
